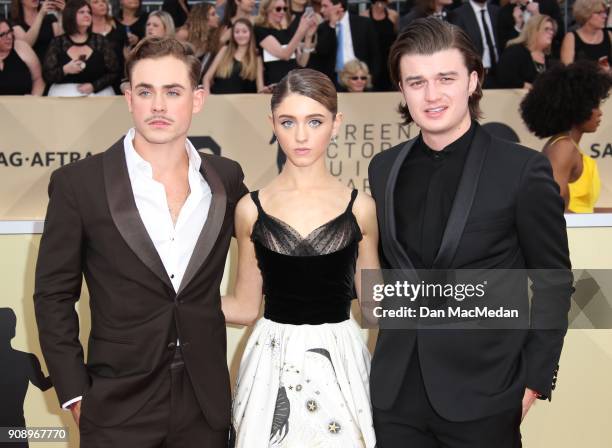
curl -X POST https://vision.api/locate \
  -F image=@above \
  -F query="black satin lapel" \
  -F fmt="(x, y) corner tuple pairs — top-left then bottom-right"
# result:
(383, 137), (418, 271)
(103, 139), (173, 290)
(433, 128), (490, 269)
(177, 155), (227, 296)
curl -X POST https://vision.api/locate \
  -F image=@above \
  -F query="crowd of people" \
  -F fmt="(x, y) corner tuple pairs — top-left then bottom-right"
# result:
(1, 0), (611, 96)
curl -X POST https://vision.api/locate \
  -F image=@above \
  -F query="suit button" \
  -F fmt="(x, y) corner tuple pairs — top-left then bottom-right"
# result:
(167, 342), (176, 350)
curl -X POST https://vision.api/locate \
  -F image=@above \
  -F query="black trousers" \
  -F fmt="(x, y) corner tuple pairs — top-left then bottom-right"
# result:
(79, 348), (228, 448)
(373, 351), (522, 448)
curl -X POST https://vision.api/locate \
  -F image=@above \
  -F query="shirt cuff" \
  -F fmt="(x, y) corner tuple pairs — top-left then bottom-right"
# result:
(62, 396), (82, 410)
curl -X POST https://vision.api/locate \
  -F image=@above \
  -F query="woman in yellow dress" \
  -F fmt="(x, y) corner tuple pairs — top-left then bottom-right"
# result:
(520, 61), (611, 212)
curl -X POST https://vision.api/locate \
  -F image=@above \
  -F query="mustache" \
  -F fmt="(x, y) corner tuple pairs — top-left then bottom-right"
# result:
(145, 116), (175, 123)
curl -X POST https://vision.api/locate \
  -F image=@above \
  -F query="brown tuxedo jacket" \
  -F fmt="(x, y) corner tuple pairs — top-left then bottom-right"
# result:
(34, 137), (248, 430)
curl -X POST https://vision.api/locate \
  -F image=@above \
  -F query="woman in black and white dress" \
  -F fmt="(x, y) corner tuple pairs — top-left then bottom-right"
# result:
(223, 69), (378, 448)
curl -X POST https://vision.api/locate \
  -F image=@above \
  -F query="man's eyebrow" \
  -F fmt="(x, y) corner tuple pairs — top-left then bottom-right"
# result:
(404, 75), (424, 82)
(133, 83), (187, 89)
(404, 71), (460, 82)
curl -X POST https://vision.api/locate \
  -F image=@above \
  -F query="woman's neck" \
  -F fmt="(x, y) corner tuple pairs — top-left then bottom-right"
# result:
(0, 47), (10, 60)
(269, 19), (284, 30)
(568, 127), (583, 144)
(580, 23), (601, 38)
(277, 159), (334, 190)
(123, 7), (137, 20)
(292, 3), (305, 12)
(71, 29), (89, 41)
(528, 42), (544, 55)
(92, 15), (109, 30)
(23, 6), (38, 23)
(235, 8), (250, 20)
(235, 45), (247, 59)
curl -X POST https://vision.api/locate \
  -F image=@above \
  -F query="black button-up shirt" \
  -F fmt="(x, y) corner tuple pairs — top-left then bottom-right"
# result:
(394, 121), (477, 269)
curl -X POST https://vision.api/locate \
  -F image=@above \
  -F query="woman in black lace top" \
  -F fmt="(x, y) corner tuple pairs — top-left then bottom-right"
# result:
(43, 0), (119, 96)
(222, 69), (379, 447)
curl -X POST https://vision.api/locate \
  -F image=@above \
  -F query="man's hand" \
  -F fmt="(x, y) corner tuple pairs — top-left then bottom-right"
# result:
(521, 387), (538, 422)
(69, 401), (82, 427)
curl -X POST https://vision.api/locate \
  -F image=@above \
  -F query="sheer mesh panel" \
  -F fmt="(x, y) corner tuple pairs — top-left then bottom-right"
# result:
(250, 191), (362, 256)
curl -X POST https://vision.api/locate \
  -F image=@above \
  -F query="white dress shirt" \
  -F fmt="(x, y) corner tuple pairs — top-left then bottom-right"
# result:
(338, 11), (356, 67)
(62, 128), (211, 410)
(469, 0), (498, 69)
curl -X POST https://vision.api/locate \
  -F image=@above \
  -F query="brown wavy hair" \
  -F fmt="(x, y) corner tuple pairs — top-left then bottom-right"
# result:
(388, 18), (484, 124)
(184, 3), (217, 56)
(126, 37), (202, 88)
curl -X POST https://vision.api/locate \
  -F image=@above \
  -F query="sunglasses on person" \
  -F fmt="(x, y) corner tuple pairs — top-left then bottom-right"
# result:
(274, 6), (288, 12)
(0, 29), (13, 38)
(350, 76), (367, 81)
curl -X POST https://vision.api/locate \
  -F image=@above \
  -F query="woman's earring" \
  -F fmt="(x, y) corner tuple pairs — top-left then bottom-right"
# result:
(331, 135), (337, 144)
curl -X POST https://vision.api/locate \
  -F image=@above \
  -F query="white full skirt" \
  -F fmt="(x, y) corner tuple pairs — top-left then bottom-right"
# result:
(232, 317), (376, 448)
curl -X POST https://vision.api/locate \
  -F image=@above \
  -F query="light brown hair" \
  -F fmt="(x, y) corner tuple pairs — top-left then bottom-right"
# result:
(255, 0), (291, 27)
(388, 17), (484, 124)
(125, 37), (202, 88)
(573, 0), (607, 25)
(339, 59), (373, 90)
(507, 14), (557, 53)
(215, 18), (258, 81)
(184, 3), (217, 56)
(271, 68), (337, 115)
(147, 10), (176, 37)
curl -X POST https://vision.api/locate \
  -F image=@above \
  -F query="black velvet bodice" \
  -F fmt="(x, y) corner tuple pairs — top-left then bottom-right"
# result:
(250, 190), (362, 325)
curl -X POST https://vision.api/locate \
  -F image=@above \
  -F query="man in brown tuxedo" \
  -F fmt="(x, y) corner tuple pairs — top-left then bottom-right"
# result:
(33, 37), (248, 447)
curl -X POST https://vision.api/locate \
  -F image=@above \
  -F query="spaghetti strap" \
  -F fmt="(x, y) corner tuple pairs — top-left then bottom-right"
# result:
(346, 189), (358, 212)
(549, 135), (579, 151)
(250, 191), (264, 213)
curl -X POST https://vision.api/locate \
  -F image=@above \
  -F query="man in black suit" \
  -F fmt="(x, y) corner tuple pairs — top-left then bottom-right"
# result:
(450, 0), (500, 87)
(309, 0), (381, 86)
(34, 38), (248, 447)
(368, 19), (572, 447)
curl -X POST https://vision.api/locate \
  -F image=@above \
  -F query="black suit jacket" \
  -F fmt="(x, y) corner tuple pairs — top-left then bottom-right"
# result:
(450, 3), (500, 61)
(34, 138), (248, 429)
(368, 126), (573, 421)
(310, 13), (381, 85)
